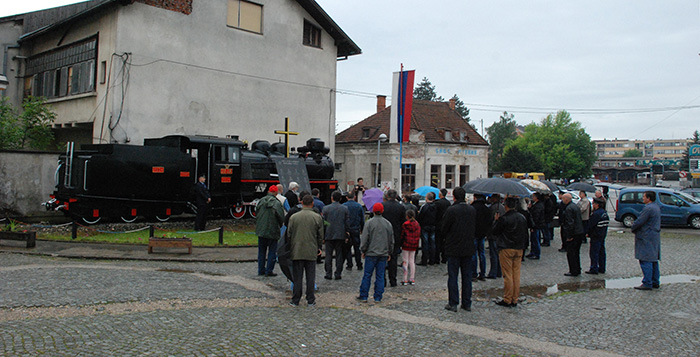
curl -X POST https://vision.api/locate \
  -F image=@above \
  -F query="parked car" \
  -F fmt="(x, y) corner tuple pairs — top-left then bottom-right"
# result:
(615, 187), (700, 229)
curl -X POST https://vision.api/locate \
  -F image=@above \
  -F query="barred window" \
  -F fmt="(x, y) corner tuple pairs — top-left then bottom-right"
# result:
(25, 37), (97, 99)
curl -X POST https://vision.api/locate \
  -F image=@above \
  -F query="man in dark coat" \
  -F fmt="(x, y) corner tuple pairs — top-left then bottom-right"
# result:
(418, 192), (438, 265)
(343, 191), (365, 270)
(322, 191), (350, 280)
(194, 174), (211, 231)
(471, 194), (491, 280)
(434, 188), (451, 264)
(526, 193), (546, 259)
(491, 197), (529, 307)
(561, 193), (585, 276)
(586, 197), (609, 275)
(442, 187), (476, 312)
(543, 193), (557, 246)
(287, 194), (324, 306)
(486, 194), (505, 279)
(630, 191), (661, 290)
(284, 182), (300, 208)
(381, 189), (406, 287)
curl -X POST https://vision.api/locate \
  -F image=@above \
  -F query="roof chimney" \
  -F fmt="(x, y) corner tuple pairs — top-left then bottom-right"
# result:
(448, 98), (456, 110)
(376, 95), (386, 113)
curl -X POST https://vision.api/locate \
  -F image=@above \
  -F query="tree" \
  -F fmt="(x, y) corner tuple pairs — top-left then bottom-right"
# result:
(486, 111), (518, 172)
(679, 130), (700, 171)
(505, 110), (596, 179)
(413, 77), (444, 101)
(0, 96), (56, 150)
(623, 149), (643, 158)
(500, 145), (543, 173)
(449, 94), (470, 122)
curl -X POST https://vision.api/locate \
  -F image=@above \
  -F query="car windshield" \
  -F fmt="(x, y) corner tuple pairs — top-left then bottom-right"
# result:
(677, 192), (700, 204)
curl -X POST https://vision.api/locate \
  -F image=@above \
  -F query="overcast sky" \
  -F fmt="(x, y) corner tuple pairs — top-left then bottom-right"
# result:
(4, 1), (700, 141)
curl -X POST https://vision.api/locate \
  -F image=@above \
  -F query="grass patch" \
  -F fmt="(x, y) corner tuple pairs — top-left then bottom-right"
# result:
(39, 226), (259, 247)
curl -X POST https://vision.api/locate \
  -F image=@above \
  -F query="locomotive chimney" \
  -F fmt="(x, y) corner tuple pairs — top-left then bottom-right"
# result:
(376, 95), (386, 113)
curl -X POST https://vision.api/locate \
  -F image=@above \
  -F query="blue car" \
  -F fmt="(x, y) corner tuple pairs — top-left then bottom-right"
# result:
(615, 187), (700, 229)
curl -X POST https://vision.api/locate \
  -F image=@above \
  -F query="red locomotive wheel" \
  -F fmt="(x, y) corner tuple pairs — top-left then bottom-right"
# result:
(230, 205), (246, 220)
(247, 205), (257, 218)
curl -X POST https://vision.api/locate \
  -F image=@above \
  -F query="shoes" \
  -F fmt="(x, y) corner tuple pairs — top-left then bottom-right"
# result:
(356, 296), (368, 302)
(511, 303), (518, 307)
(357, 264), (363, 270)
(346, 266), (352, 270)
(258, 273), (265, 276)
(486, 276), (497, 279)
(390, 283), (397, 287)
(585, 270), (598, 275)
(541, 243), (550, 247)
(495, 300), (512, 307)
(324, 275), (332, 280)
(652, 284), (660, 289)
(564, 272), (580, 277)
(526, 256), (540, 260)
(477, 275), (486, 281)
(265, 272), (278, 277)
(409, 280), (415, 285)
(418, 262), (427, 266)
(634, 285), (652, 290)
(289, 301), (299, 307)
(461, 305), (471, 311)
(307, 302), (316, 307)
(401, 281), (408, 286)
(334, 276), (342, 280)
(558, 248), (567, 252)
(444, 304), (458, 312)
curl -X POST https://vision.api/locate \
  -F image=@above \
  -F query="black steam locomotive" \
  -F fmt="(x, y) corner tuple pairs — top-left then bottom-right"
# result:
(45, 135), (337, 224)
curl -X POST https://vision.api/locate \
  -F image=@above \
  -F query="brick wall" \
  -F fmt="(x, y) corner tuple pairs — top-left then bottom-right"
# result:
(137, 0), (193, 15)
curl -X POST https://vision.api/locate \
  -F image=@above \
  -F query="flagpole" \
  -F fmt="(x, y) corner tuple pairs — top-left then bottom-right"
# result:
(398, 64), (404, 193)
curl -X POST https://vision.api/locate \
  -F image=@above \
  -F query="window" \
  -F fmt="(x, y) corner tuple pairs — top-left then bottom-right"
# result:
(430, 165), (441, 188)
(227, 147), (240, 163)
(303, 20), (322, 48)
(402, 164), (416, 192)
(361, 128), (370, 139)
(445, 165), (455, 189)
(620, 192), (644, 204)
(25, 37), (97, 99)
(227, 0), (263, 34)
(334, 163), (342, 172)
(371, 163), (382, 187)
(459, 165), (470, 187)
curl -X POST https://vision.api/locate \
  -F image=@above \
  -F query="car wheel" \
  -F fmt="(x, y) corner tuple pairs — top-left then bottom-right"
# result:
(690, 215), (700, 230)
(622, 214), (636, 228)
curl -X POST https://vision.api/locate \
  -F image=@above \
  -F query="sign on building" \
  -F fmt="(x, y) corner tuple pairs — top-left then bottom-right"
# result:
(689, 144), (700, 178)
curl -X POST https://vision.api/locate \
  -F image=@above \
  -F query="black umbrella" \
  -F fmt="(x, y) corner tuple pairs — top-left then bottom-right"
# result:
(567, 182), (597, 193)
(541, 180), (560, 192)
(463, 177), (532, 197)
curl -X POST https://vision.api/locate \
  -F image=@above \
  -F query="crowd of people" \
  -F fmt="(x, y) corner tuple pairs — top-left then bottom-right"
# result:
(255, 179), (663, 309)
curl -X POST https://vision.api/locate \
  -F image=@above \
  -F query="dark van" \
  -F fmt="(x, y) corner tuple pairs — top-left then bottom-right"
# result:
(615, 188), (700, 229)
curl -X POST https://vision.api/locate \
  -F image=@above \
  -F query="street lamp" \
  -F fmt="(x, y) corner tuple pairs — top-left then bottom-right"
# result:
(0, 74), (8, 91)
(376, 133), (388, 187)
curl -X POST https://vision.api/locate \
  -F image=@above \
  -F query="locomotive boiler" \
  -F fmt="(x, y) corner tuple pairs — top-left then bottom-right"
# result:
(45, 135), (337, 224)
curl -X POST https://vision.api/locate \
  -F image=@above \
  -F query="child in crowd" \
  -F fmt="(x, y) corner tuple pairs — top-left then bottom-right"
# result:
(401, 210), (421, 285)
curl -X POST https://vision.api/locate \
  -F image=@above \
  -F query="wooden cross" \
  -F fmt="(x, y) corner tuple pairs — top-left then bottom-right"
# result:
(274, 117), (299, 158)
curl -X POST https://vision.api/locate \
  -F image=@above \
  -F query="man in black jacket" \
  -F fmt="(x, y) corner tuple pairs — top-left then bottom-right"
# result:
(471, 194), (491, 280)
(486, 194), (505, 279)
(561, 193), (585, 276)
(434, 189), (451, 264)
(442, 187), (476, 312)
(380, 189), (406, 287)
(543, 193), (556, 247)
(491, 197), (528, 307)
(194, 175), (211, 231)
(526, 193), (546, 259)
(418, 192), (437, 265)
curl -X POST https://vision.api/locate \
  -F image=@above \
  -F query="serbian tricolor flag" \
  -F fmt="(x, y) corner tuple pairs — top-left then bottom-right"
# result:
(389, 69), (415, 143)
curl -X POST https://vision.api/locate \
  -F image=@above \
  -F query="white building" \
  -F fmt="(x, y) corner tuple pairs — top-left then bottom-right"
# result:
(0, 0), (360, 150)
(335, 96), (489, 194)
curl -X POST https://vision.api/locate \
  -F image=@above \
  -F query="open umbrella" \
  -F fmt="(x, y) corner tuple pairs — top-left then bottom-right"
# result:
(414, 185), (440, 198)
(361, 188), (384, 211)
(567, 182), (597, 193)
(595, 182), (625, 190)
(541, 180), (560, 192)
(520, 179), (552, 194)
(463, 177), (532, 197)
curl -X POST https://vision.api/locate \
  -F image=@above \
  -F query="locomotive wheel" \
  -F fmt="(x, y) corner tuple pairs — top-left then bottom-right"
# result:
(121, 215), (138, 223)
(247, 205), (257, 218)
(230, 205), (246, 220)
(81, 216), (101, 225)
(155, 215), (170, 222)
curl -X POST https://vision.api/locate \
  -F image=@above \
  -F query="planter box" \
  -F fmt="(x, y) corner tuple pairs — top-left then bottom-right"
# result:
(148, 237), (192, 254)
(0, 231), (36, 248)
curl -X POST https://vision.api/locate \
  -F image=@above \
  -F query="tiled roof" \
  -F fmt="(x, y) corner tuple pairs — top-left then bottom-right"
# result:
(336, 99), (489, 146)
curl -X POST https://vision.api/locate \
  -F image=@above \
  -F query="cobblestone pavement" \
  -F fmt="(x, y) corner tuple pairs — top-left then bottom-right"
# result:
(1, 229), (698, 356)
